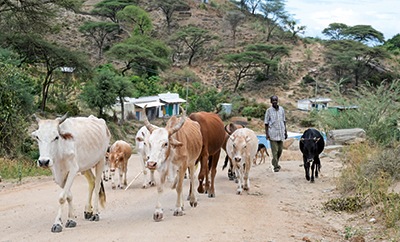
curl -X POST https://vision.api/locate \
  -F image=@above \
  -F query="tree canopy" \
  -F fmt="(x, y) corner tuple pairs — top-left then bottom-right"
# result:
(91, 0), (137, 23)
(169, 26), (219, 65)
(117, 5), (152, 34)
(322, 23), (348, 40)
(342, 25), (385, 44)
(259, 0), (288, 41)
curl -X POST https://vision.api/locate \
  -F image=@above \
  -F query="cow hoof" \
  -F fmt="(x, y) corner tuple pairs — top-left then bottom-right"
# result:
(65, 219), (76, 228)
(173, 208), (183, 216)
(112, 185), (116, 190)
(235, 179), (239, 184)
(84, 211), (93, 220)
(228, 176), (234, 181)
(236, 190), (242, 195)
(149, 181), (156, 186)
(311, 180), (315, 183)
(103, 178), (108, 182)
(89, 214), (99, 221)
(119, 185), (125, 189)
(190, 201), (198, 207)
(208, 193), (215, 198)
(142, 185), (147, 189)
(197, 186), (205, 194)
(306, 176), (310, 181)
(315, 174), (319, 178)
(51, 224), (63, 233)
(243, 187), (249, 191)
(153, 212), (163, 221)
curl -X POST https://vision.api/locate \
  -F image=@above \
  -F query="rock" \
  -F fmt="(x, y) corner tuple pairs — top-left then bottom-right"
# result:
(326, 128), (366, 146)
(302, 236), (311, 242)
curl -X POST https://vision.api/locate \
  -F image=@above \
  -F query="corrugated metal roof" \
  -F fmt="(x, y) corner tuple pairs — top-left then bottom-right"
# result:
(135, 101), (165, 108)
(160, 98), (186, 103)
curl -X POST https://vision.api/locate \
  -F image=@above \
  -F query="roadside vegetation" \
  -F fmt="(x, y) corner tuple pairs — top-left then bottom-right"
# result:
(1, 0), (400, 238)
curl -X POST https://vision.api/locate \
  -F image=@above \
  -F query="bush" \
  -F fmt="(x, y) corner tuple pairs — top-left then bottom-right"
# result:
(54, 102), (80, 116)
(302, 74), (315, 84)
(200, 3), (207, 10)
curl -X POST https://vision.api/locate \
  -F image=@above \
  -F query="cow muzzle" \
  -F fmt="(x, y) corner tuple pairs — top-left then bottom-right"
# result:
(147, 161), (157, 170)
(307, 158), (314, 163)
(234, 157), (242, 163)
(38, 158), (50, 168)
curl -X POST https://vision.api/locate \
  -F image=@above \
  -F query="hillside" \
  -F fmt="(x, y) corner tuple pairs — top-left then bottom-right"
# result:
(47, 0), (325, 113)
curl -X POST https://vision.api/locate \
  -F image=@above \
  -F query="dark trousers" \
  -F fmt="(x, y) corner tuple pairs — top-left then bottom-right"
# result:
(270, 140), (283, 170)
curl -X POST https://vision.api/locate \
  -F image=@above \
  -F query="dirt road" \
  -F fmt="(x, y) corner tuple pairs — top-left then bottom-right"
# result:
(0, 151), (346, 242)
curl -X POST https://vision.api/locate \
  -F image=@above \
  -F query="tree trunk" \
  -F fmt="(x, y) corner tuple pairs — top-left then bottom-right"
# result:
(41, 72), (52, 112)
(120, 95), (125, 124)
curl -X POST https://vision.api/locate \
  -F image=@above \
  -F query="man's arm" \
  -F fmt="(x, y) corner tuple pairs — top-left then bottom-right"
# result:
(265, 124), (270, 140)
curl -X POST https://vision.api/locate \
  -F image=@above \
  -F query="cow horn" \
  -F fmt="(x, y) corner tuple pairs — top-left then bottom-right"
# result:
(33, 114), (41, 123)
(225, 124), (232, 135)
(56, 112), (69, 124)
(168, 106), (186, 136)
(143, 105), (157, 134)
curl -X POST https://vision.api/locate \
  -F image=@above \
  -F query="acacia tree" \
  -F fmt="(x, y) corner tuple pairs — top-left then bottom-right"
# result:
(342, 25), (385, 44)
(78, 21), (120, 58)
(322, 23), (348, 40)
(224, 51), (267, 92)
(9, 36), (90, 112)
(108, 44), (169, 76)
(0, 0), (82, 34)
(259, 0), (288, 41)
(152, 0), (189, 33)
(225, 11), (246, 46)
(246, 43), (291, 79)
(90, 0), (137, 23)
(285, 19), (306, 42)
(117, 5), (152, 34)
(324, 40), (388, 86)
(169, 26), (219, 66)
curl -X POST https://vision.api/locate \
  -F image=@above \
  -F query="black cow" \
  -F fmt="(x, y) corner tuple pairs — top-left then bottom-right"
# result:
(299, 129), (325, 183)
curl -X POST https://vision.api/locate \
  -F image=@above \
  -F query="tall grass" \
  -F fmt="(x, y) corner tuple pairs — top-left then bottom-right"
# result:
(0, 158), (51, 182)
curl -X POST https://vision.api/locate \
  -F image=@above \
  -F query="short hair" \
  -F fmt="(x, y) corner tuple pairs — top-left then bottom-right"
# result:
(270, 96), (278, 102)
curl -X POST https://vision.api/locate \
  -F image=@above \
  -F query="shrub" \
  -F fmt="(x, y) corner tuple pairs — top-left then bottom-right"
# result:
(200, 3), (207, 10)
(302, 74), (315, 84)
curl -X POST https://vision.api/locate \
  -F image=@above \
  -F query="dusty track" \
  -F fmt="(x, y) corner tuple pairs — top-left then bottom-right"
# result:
(1, 151), (346, 242)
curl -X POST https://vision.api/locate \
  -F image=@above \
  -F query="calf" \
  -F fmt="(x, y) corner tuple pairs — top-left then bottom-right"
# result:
(103, 145), (111, 181)
(107, 140), (132, 189)
(299, 129), (325, 183)
(226, 128), (259, 195)
(135, 126), (156, 188)
(222, 123), (244, 180)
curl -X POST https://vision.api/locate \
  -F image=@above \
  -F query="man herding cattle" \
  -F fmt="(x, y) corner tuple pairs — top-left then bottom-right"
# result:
(138, 105), (203, 221)
(31, 112), (110, 233)
(299, 128), (325, 183)
(264, 95), (288, 172)
(107, 140), (132, 189)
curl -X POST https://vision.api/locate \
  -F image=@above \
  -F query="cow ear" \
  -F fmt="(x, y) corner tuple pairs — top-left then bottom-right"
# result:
(315, 138), (320, 143)
(170, 138), (183, 148)
(60, 132), (73, 140)
(136, 137), (144, 142)
(31, 131), (38, 140)
(300, 138), (304, 143)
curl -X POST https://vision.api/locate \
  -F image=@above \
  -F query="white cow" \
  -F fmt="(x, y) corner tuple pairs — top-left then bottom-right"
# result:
(135, 126), (156, 188)
(137, 106), (203, 221)
(226, 128), (258, 195)
(31, 113), (110, 233)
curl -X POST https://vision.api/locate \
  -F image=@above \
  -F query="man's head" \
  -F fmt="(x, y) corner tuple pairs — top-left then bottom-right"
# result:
(270, 96), (278, 109)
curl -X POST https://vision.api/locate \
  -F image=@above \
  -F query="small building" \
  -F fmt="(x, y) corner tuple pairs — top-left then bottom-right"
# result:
(108, 93), (186, 121)
(297, 97), (332, 111)
(219, 103), (232, 115)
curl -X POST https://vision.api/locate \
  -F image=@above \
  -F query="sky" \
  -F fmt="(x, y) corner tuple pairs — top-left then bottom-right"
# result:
(285, 0), (400, 41)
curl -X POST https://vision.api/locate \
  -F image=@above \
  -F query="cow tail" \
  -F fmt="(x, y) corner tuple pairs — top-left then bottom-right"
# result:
(99, 181), (106, 208)
(317, 163), (321, 173)
(222, 156), (228, 170)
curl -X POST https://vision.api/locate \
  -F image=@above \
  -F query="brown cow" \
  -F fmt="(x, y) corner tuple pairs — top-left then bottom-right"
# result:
(138, 106), (203, 221)
(106, 140), (132, 190)
(188, 112), (226, 198)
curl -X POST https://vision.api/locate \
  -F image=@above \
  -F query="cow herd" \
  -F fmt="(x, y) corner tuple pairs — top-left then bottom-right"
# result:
(31, 107), (325, 233)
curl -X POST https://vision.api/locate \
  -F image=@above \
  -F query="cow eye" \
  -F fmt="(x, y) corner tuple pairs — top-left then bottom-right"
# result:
(53, 136), (59, 141)
(163, 142), (168, 148)
(34, 135), (40, 141)
(244, 145), (247, 149)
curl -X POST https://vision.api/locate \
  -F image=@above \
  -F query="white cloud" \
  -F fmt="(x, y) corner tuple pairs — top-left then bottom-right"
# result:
(285, 0), (400, 40)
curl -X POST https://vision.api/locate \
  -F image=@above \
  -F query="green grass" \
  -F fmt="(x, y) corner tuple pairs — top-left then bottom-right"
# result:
(0, 158), (52, 182)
